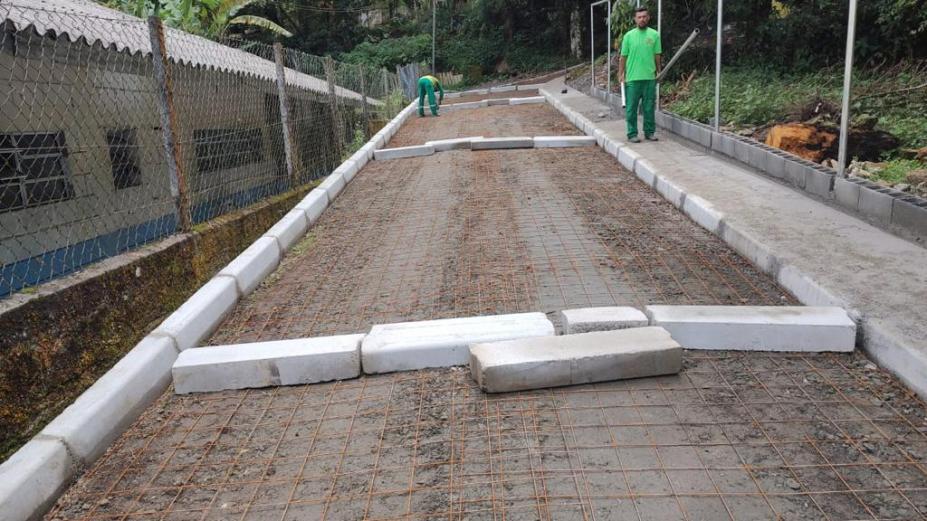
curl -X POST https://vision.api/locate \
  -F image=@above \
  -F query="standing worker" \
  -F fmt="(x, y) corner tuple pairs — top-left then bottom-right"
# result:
(618, 7), (662, 143)
(418, 74), (444, 117)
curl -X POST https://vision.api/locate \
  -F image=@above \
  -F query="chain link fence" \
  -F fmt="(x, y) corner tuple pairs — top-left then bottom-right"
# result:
(0, 0), (405, 299)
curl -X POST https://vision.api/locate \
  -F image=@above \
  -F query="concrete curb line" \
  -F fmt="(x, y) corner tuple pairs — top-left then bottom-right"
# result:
(557, 307), (649, 334)
(471, 137), (534, 150)
(509, 96), (546, 105)
(218, 236), (281, 296)
(374, 144), (435, 160)
(0, 99), (421, 521)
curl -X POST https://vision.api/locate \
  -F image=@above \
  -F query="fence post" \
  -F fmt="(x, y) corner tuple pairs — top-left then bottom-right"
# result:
(324, 56), (342, 159)
(273, 42), (299, 187)
(147, 16), (191, 232)
(359, 66), (370, 139)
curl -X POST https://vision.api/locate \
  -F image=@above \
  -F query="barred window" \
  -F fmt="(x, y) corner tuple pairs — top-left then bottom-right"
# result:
(107, 128), (142, 189)
(0, 132), (74, 213)
(193, 128), (264, 173)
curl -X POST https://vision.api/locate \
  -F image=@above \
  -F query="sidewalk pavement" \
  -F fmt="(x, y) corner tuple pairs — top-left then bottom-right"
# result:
(542, 77), (927, 399)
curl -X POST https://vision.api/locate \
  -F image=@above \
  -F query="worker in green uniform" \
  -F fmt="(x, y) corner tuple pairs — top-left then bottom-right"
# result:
(417, 75), (444, 117)
(618, 7), (662, 142)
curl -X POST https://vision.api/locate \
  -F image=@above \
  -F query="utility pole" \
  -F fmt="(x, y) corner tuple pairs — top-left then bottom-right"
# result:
(432, 0), (437, 74)
(837, 0), (858, 178)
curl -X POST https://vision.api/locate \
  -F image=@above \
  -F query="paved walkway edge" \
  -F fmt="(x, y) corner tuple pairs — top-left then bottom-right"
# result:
(540, 87), (927, 400)
(0, 100), (419, 521)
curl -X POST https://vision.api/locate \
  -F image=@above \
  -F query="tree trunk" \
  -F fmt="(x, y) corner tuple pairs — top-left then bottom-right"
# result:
(570, 7), (582, 59)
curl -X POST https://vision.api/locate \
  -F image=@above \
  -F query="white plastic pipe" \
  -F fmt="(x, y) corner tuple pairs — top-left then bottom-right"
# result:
(837, 0), (858, 178)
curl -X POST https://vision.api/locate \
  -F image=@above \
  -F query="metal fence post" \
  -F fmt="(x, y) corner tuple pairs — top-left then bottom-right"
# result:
(324, 56), (342, 159)
(273, 42), (298, 187)
(590, 4), (595, 92)
(713, 0), (723, 132)
(606, 0), (612, 98)
(359, 66), (370, 138)
(837, 0), (858, 178)
(147, 16), (191, 232)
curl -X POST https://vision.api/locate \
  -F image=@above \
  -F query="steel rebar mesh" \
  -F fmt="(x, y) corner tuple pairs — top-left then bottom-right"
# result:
(0, 1), (405, 299)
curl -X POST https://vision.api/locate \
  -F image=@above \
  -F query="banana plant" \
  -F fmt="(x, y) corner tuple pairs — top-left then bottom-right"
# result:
(105, 0), (291, 38)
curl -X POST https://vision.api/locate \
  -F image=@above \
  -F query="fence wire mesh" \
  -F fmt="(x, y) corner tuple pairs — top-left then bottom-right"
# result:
(0, 1), (404, 299)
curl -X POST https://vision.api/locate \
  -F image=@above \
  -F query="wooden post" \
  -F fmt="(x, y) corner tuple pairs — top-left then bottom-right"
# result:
(273, 42), (299, 186)
(359, 66), (370, 139)
(148, 16), (191, 232)
(323, 56), (342, 159)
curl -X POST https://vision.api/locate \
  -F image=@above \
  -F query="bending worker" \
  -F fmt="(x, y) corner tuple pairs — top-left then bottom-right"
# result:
(618, 6), (662, 142)
(417, 74), (444, 117)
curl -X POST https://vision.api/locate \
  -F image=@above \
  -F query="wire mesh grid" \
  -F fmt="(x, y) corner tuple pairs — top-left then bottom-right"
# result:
(46, 351), (927, 521)
(0, 2), (404, 298)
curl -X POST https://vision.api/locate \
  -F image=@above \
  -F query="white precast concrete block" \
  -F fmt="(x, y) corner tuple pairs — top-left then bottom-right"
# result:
(720, 224), (780, 274)
(263, 208), (310, 253)
(152, 276), (238, 351)
(0, 439), (76, 521)
(471, 137), (535, 150)
(470, 327), (683, 393)
(374, 144), (435, 160)
(558, 307), (649, 334)
(40, 336), (177, 462)
(490, 85), (517, 93)
(487, 98), (511, 106)
(682, 194), (724, 234)
(295, 189), (329, 224)
(333, 159), (359, 183)
(318, 172), (346, 201)
(218, 236), (280, 295)
(362, 312), (555, 373)
(594, 129), (608, 147)
(533, 136), (596, 148)
(582, 120), (597, 137)
(444, 100), (487, 111)
(509, 96), (546, 105)
(654, 176), (685, 207)
(604, 138), (621, 158)
(634, 159), (657, 187)
(425, 137), (481, 151)
(645, 305), (857, 352)
(173, 334), (364, 394)
(618, 146), (641, 170)
(445, 91), (462, 99)
(776, 264), (849, 308)
(517, 84), (546, 91)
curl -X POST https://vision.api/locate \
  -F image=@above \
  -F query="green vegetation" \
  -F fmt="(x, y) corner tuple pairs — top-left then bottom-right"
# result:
(105, 0), (291, 37)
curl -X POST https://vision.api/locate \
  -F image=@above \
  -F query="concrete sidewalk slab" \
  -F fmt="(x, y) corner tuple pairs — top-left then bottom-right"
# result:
(470, 327), (682, 393)
(152, 276), (238, 351)
(361, 313), (555, 374)
(173, 334), (364, 394)
(374, 144), (435, 160)
(558, 307), (649, 334)
(533, 136), (596, 148)
(218, 236), (280, 295)
(541, 78), (927, 397)
(645, 305), (856, 352)
(39, 336), (177, 462)
(471, 137), (534, 150)
(0, 438), (76, 521)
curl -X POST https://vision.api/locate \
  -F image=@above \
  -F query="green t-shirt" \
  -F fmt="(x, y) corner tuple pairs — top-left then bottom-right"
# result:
(620, 27), (662, 82)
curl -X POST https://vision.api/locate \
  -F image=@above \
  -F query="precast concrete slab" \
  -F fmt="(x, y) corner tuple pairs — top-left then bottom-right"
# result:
(470, 327), (682, 393)
(333, 158), (359, 183)
(490, 85), (517, 93)
(617, 146), (640, 170)
(39, 336), (177, 462)
(373, 144), (435, 160)
(361, 313), (555, 374)
(425, 137), (481, 152)
(533, 136), (596, 148)
(173, 334), (364, 394)
(471, 137), (534, 150)
(318, 172), (346, 201)
(487, 98), (510, 106)
(509, 96), (546, 105)
(0, 439), (76, 521)
(557, 306), (649, 334)
(218, 236), (280, 295)
(645, 305), (856, 352)
(443, 101), (487, 111)
(152, 276), (238, 351)
(262, 208), (310, 253)
(294, 188), (329, 224)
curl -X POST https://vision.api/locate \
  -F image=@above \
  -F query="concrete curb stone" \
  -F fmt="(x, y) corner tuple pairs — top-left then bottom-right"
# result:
(509, 96), (546, 105)
(318, 172), (346, 201)
(557, 307), (649, 334)
(173, 334), (364, 394)
(218, 236), (280, 296)
(0, 438), (77, 521)
(152, 276), (238, 351)
(294, 189), (329, 224)
(39, 336), (178, 462)
(263, 208), (310, 253)
(373, 144), (435, 161)
(471, 137), (534, 150)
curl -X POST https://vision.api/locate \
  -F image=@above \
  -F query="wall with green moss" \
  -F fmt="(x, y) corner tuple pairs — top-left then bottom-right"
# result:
(0, 184), (314, 461)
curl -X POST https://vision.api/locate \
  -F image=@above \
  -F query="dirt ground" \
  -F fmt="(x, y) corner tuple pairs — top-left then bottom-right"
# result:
(44, 102), (927, 521)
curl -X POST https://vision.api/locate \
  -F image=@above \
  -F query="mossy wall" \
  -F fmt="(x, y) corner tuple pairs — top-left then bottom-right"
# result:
(0, 185), (313, 461)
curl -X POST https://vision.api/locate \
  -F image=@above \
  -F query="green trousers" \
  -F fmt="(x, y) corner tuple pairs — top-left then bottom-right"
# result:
(625, 79), (656, 138)
(418, 78), (438, 116)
